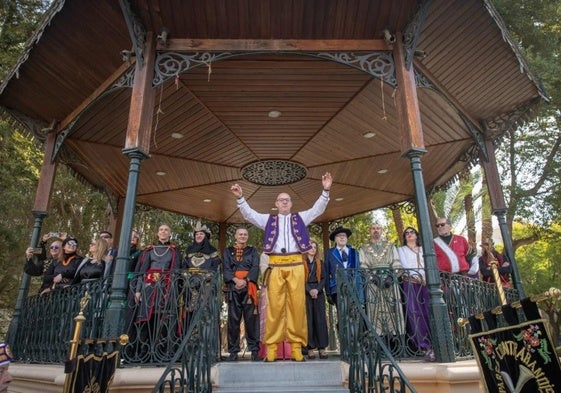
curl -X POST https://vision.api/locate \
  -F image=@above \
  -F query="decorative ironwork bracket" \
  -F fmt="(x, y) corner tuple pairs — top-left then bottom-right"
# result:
(388, 200), (417, 215)
(460, 113), (488, 161)
(4, 108), (49, 142)
(153, 51), (397, 87)
(52, 119), (77, 163)
(402, 0), (432, 70)
(119, 0), (146, 68)
(482, 97), (541, 141)
(414, 68), (433, 89)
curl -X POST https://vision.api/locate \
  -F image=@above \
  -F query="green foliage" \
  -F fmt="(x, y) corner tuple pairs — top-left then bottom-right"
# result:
(0, 121), (42, 307)
(492, 0), (561, 227)
(338, 211), (376, 249)
(0, 0), (51, 79)
(514, 222), (561, 340)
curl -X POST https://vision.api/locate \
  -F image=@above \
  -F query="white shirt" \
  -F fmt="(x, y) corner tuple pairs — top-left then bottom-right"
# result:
(237, 191), (329, 254)
(397, 245), (425, 279)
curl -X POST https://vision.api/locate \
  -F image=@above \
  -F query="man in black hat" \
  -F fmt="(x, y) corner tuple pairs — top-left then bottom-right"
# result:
(324, 226), (359, 309)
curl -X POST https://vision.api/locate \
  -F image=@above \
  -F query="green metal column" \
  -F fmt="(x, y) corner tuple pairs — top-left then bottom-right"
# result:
(7, 210), (47, 345)
(103, 148), (148, 337)
(406, 149), (456, 362)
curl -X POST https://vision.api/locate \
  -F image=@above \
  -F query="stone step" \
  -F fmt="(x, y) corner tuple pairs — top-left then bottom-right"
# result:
(215, 387), (349, 393)
(214, 359), (348, 393)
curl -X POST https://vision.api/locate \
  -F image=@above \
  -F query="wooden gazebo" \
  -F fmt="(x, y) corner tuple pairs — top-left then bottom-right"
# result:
(0, 0), (545, 363)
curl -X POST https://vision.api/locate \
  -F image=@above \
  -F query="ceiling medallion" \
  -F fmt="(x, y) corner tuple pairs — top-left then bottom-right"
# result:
(241, 160), (307, 186)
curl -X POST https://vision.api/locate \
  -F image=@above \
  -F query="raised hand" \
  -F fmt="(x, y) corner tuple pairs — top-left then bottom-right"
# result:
(322, 172), (333, 191)
(230, 183), (243, 198)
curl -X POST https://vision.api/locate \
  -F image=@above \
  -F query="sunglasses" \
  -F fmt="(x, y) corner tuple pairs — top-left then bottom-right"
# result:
(435, 223), (447, 228)
(67, 241), (78, 247)
(404, 230), (416, 235)
(49, 245), (60, 250)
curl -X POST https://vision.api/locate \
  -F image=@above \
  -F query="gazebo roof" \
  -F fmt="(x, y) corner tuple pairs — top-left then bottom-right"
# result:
(0, 0), (545, 223)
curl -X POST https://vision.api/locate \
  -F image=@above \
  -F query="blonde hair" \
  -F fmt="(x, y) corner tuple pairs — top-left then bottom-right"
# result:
(92, 238), (110, 262)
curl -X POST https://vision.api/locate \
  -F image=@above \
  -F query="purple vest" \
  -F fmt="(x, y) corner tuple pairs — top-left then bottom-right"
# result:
(263, 213), (312, 254)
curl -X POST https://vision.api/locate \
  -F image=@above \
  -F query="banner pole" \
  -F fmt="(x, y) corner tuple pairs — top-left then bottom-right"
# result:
(63, 293), (91, 393)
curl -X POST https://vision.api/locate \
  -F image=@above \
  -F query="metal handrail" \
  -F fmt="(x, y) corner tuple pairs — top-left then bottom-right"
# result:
(151, 270), (221, 393)
(337, 268), (417, 393)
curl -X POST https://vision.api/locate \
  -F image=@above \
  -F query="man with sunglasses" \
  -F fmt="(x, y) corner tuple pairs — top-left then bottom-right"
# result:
(433, 218), (478, 277)
(24, 233), (64, 293)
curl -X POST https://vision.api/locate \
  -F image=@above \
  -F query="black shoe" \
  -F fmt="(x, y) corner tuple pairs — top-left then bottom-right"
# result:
(251, 351), (260, 361)
(227, 353), (238, 361)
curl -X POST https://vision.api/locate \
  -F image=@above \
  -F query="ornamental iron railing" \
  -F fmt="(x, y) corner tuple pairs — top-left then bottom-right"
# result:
(12, 271), (222, 371)
(337, 268), (519, 364)
(122, 270), (221, 365)
(337, 268), (417, 393)
(12, 266), (518, 371)
(151, 271), (221, 393)
(13, 277), (110, 363)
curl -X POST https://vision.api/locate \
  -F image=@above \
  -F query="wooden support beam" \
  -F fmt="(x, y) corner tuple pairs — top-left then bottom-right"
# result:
(125, 32), (156, 152)
(394, 32), (425, 153)
(414, 61), (482, 133)
(33, 131), (58, 212)
(219, 222), (228, 255)
(59, 62), (134, 132)
(479, 139), (506, 211)
(158, 39), (390, 52)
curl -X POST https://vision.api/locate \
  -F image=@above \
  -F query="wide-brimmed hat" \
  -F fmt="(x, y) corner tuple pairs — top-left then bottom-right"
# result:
(0, 343), (13, 367)
(329, 227), (352, 241)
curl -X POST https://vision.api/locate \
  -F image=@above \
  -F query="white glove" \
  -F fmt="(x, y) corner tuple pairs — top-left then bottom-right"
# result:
(467, 256), (480, 276)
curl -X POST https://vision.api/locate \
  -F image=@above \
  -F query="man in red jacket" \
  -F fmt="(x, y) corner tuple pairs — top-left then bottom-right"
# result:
(433, 217), (478, 277)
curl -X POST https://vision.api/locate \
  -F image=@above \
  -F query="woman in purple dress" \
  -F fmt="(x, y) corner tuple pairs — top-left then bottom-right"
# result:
(397, 227), (433, 361)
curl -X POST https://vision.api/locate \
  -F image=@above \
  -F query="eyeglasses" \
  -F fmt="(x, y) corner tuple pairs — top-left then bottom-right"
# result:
(67, 241), (78, 247)
(49, 245), (60, 250)
(435, 223), (447, 228)
(276, 198), (291, 203)
(404, 230), (416, 235)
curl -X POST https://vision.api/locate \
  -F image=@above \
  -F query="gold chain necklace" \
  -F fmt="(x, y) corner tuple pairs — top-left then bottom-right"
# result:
(365, 241), (391, 267)
(152, 245), (170, 257)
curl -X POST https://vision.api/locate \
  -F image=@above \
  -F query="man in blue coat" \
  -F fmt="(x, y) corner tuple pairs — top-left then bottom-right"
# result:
(324, 226), (359, 309)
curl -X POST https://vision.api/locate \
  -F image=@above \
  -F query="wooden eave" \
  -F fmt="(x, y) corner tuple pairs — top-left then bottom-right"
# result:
(0, 0), (546, 224)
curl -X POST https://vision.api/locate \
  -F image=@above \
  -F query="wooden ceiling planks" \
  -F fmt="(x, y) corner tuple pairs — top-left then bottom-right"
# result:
(0, 0), (545, 223)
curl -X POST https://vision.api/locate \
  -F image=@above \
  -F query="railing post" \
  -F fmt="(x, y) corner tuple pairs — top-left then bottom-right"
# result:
(406, 150), (456, 362)
(7, 210), (47, 345)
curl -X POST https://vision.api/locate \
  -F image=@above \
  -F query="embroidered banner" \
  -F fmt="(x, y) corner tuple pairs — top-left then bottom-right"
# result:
(470, 318), (561, 393)
(68, 350), (119, 393)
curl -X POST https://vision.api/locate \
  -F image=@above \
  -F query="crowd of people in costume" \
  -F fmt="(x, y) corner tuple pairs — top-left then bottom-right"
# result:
(17, 172), (512, 369)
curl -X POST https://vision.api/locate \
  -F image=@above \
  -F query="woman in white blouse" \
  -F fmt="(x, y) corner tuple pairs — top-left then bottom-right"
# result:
(397, 227), (433, 361)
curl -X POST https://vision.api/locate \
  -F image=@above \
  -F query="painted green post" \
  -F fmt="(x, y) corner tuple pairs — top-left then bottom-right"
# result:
(7, 210), (47, 345)
(406, 149), (456, 363)
(103, 148), (148, 338)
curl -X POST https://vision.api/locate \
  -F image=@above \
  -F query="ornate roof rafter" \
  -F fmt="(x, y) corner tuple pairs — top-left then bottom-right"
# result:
(119, 0), (146, 68)
(402, 0), (432, 70)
